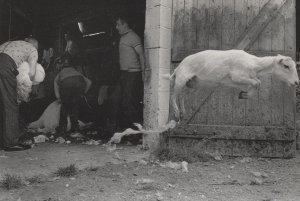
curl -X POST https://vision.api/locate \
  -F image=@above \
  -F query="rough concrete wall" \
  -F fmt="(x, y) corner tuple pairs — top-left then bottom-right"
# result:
(143, 0), (172, 149)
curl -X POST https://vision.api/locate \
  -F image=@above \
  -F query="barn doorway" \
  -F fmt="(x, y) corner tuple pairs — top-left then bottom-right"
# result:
(0, 0), (146, 141)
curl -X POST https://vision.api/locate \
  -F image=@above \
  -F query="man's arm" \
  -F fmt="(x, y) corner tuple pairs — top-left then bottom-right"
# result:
(83, 76), (92, 94)
(134, 45), (146, 80)
(54, 75), (60, 99)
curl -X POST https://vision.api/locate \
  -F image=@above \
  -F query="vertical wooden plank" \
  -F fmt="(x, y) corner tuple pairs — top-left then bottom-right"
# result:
(258, 74), (272, 125)
(260, 0), (286, 126)
(187, 87), (210, 125)
(258, 0), (272, 51)
(271, 75), (284, 126)
(184, 0), (198, 50)
(222, 0), (235, 49)
(247, 0), (260, 51)
(283, 0), (296, 55)
(234, 0), (248, 42)
(172, 0), (185, 57)
(205, 0), (223, 125)
(282, 0), (296, 129)
(271, 7), (285, 52)
(283, 85), (296, 129)
(207, 87), (220, 125)
(217, 0), (235, 125)
(208, 0), (223, 49)
(196, 0), (210, 50)
(244, 1), (267, 126)
(232, 0), (247, 126)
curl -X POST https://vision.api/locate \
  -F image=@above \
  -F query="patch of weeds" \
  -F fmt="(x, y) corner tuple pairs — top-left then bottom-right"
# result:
(0, 174), (23, 190)
(25, 175), (44, 184)
(153, 142), (211, 163)
(54, 164), (77, 177)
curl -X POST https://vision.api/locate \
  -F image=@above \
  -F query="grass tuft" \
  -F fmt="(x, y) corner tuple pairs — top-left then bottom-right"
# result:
(55, 164), (77, 177)
(25, 175), (44, 184)
(0, 174), (23, 190)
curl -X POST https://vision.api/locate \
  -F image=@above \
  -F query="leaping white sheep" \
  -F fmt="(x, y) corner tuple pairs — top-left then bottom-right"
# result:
(165, 50), (299, 119)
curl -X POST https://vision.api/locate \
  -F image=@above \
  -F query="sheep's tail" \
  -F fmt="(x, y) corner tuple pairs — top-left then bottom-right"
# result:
(162, 68), (178, 80)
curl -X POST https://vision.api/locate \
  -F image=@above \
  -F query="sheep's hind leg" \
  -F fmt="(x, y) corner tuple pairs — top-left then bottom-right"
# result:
(173, 76), (191, 121)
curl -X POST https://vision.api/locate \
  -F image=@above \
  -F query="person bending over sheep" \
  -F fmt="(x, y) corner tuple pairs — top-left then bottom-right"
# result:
(54, 55), (91, 137)
(0, 37), (39, 151)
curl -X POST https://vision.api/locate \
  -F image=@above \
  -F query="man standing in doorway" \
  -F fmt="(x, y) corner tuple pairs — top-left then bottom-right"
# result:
(110, 14), (145, 132)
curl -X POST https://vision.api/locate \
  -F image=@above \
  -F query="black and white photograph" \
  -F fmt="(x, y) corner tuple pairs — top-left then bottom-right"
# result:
(0, 0), (300, 200)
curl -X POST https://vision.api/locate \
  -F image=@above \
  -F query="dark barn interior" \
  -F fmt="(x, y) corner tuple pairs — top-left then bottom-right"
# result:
(0, 0), (146, 134)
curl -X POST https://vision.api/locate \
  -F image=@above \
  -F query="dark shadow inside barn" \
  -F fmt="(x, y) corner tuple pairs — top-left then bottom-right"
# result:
(0, 0), (146, 142)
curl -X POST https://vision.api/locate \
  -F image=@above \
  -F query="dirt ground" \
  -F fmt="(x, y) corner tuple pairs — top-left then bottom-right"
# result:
(0, 142), (300, 201)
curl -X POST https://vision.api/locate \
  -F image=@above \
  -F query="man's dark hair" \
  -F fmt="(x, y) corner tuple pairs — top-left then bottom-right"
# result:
(61, 54), (74, 68)
(115, 13), (133, 28)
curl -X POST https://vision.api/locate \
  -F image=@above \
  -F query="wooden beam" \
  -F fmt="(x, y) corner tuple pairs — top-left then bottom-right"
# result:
(234, 0), (287, 50)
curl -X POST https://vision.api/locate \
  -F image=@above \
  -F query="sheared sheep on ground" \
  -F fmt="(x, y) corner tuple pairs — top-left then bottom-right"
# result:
(165, 50), (299, 119)
(27, 100), (89, 133)
(16, 62), (45, 103)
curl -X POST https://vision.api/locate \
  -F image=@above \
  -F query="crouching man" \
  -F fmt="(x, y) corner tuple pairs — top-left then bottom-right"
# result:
(54, 56), (91, 136)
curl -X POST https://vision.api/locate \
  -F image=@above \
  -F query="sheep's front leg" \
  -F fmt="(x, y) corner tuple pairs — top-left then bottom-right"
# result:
(230, 72), (261, 99)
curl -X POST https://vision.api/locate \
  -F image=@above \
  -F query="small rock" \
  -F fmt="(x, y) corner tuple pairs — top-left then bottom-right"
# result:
(70, 177), (76, 180)
(167, 183), (175, 188)
(56, 137), (66, 144)
(240, 157), (252, 163)
(106, 144), (117, 152)
(250, 178), (263, 185)
(165, 161), (182, 170)
(251, 171), (269, 178)
(49, 177), (60, 182)
(136, 178), (155, 185)
(113, 152), (122, 160)
(33, 135), (49, 143)
(181, 161), (188, 172)
(139, 159), (148, 165)
(156, 192), (164, 200)
(200, 194), (206, 199)
(65, 184), (69, 187)
(70, 132), (84, 138)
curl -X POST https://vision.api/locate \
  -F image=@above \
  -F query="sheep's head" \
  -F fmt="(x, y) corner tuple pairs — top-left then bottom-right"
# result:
(273, 55), (299, 86)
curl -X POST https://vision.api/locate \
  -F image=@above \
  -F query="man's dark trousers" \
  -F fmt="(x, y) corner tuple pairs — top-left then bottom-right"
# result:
(110, 71), (143, 128)
(0, 53), (20, 148)
(58, 76), (85, 134)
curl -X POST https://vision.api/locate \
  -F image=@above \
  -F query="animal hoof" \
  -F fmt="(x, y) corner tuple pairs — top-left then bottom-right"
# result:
(238, 91), (248, 99)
